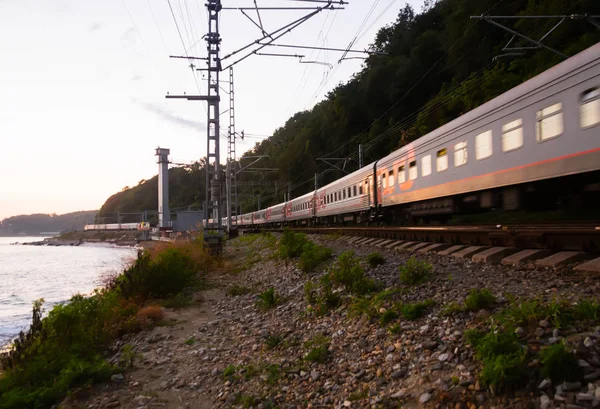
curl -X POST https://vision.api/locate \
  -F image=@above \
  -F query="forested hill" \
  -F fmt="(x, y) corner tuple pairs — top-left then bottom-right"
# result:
(99, 0), (600, 217)
(0, 211), (97, 236)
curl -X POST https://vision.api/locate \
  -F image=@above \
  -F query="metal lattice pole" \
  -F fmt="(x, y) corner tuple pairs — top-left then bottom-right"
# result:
(206, 0), (222, 230)
(226, 67), (237, 231)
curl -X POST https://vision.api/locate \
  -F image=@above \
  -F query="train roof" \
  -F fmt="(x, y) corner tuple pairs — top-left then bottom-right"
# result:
(377, 42), (600, 167)
(316, 161), (376, 192)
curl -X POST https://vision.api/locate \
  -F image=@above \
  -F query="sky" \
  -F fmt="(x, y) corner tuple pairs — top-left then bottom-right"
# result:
(0, 0), (425, 220)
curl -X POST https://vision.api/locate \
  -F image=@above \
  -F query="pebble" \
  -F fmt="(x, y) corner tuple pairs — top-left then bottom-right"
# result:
(540, 394), (551, 409)
(577, 393), (594, 402)
(584, 337), (594, 348)
(110, 374), (124, 383)
(539, 379), (552, 389)
(439, 353), (450, 362)
(419, 392), (432, 404)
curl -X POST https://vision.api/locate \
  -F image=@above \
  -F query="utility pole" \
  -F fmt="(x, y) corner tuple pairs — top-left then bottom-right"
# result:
(226, 67), (237, 233)
(166, 0), (223, 233)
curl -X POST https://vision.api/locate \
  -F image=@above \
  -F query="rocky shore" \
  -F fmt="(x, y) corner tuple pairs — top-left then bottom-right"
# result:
(60, 233), (600, 409)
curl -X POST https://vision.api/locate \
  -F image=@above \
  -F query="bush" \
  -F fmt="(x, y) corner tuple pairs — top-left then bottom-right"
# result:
(329, 251), (378, 295)
(305, 276), (341, 316)
(398, 257), (433, 285)
(379, 309), (399, 325)
(398, 300), (434, 320)
(257, 288), (279, 309)
(227, 285), (253, 296)
(366, 252), (386, 268)
(540, 343), (582, 383)
(465, 288), (497, 311)
(264, 333), (284, 349)
(298, 242), (332, 273)
(441, 302), (464, 316)
(305, 347), (329, 363)
(137, 306), (165, 323)
(277, 228), (309, 259)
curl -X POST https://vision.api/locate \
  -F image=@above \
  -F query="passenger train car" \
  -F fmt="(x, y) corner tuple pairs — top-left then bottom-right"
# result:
(228, 43), (600, 229)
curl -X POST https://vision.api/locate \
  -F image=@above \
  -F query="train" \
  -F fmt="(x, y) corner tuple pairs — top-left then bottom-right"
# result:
(84, 222), (151, 231)
(227, 43), (600, 229)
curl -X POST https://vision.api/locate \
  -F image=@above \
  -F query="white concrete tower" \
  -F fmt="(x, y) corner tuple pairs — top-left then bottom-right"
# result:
(155, 147), (170, 228)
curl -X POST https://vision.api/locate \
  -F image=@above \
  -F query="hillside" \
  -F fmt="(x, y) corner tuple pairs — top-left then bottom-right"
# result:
(0, 211), (97, 236)
(98, 0), (600, 217)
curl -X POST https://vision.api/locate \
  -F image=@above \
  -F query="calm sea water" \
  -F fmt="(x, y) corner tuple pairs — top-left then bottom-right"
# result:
(0, 237), (137, 348)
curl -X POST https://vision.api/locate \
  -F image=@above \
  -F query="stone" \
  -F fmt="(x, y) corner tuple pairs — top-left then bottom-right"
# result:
(577, 393), (594, 402)
(343, 400), (352, 407)
(391, 369), (406, 379)
(311, 370), (320, 381)
(419, 392), (432, 404)
(562, 382), (583, 391)
(515, 327), (525, 336)
(438, 353), (450, 362)
(539, 320), (550, 328)
(540, 394), (552, 409)
(584, 337), (594, 348)
(111, 374), (124, 382)
(539, 379), (552, 389)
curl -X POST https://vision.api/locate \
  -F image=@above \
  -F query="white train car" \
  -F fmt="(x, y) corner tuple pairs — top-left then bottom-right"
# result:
(315, 163), (375, 225)
(265, 202), (286, 226)
(285, 191), (315, 225)
(377, 42), (600, 222)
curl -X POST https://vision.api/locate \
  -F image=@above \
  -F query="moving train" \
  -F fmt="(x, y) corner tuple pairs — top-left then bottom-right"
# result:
(230, 43), (600, 228)
(84, 222), (151, 231)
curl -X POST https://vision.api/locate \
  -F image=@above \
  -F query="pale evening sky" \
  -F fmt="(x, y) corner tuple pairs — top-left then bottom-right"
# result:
(0, 0), (424, 220)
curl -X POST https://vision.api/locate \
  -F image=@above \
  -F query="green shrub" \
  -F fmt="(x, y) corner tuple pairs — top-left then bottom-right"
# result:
(540, 343), (582, 383)
(388, 324), (402, 334)
(257, 288), (279, 309)
(379, 309), (399, 325)
(398, 299), (434, 320)
(161, 293), (193, 308)
(465, 288), (496, 311)
(306, 275), (341, 316)
(441, 302), (464, 316)
(264, 333), (284, 349)
(398, 257), (433, 285)
(305, 347), (329, 363)
(223, 364), (237, 378)
(329, 251), (378, 295)
(298, 243), (332, 273)
(184, 337), (196, 346)
(366, 252), (386, 268)
(277, 228), (309, 259)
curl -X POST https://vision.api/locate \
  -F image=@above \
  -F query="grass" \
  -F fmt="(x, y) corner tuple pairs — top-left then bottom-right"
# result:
(441, 302), (464, 316)
(0, 239), (214, 409)
(366, 252), (386, 268)
(160, 293), (194, 309)
(304, 334), (330, 363)
(465, 288), (497, 311)
(398, 257), (433, 285)
(540, 343), (582, 383)
(379, 309), (399, 325)
(298, 242), (332, 273)
(329, 251), (378, 295)
(256, 288), (280, 309)
(264, 333), (284, 349)
(397, 300), (435, 320)
(184, 337), (196, 346)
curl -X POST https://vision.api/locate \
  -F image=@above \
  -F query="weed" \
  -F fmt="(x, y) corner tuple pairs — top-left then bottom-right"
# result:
(465, 289), (496, 311)
(264, 364), (281, 385)
(305, 346), (329, 363)
(398, 257), (433, 285)
(118, 344), (139, 369)
(304, 281), (318, 304)
(388, 324), (402, 334)
(540, 343), (582, 383)
(397, 300), (434, 320)
(256, 288), (280, 309)
(348, 386), (369, 401)
(442, 302), (464, 316)
(184, 337), (196, 346)
(264, 333), (284, 349)
(137, 306), (165, 323)
(298, 243), (332, 273)
(379, 309), (399, 325)
(227, 285), (253, 296)
(223, 364), (237, 378)
(234, 393), (256, 409)
(329, 251), (378, 295)
(366, 252), (386, 268)
(451, 376), (460, 385)
(277, 228), (309, 259)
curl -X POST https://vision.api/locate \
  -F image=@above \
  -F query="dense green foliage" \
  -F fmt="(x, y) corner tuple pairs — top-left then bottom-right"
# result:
(0, 211), (97, 236)
(329, 251), (378, 295)
(97, 0), (600, 215)
(0, 242), (210, 409)
(398, 257), (433, 284)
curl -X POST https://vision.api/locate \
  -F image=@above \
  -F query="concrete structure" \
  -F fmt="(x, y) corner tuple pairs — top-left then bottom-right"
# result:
(155, 147), (170, 228)
(472, 247), (518, 264)
(174, 211), (204, 232)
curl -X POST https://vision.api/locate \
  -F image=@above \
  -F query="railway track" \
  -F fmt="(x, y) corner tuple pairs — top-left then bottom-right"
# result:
(260, 224), (600, 253)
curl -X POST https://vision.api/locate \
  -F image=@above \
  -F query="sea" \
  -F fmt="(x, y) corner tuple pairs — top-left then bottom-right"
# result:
(0, 236), (137, 349)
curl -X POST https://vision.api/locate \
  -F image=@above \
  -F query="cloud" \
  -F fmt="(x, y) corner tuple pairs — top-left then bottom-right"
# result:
(89, 23), (103, 32)
(130, 75), (143, 82)
(132, 99), (205, 131)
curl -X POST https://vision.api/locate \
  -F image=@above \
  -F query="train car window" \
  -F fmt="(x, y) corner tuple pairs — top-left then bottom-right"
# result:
(436, 149), (448, 172)
(398, 165), (406, 184)
(409, 161), (418, 180)
(454, 141), (468, 166)
(343, 189), (346, 199)
(353, 185), (357, 196)
(382, 172), (387, 188)
(348, 187), (352, 198)
(580, 88), (600, 128)
(388, 170), (394, 186)
(359, 184), (364, 195)
(476, 130), (493, 159)
(502, 119), (524, 151)
(421, 155), (432, 177)
(536, 103), (563, 141)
